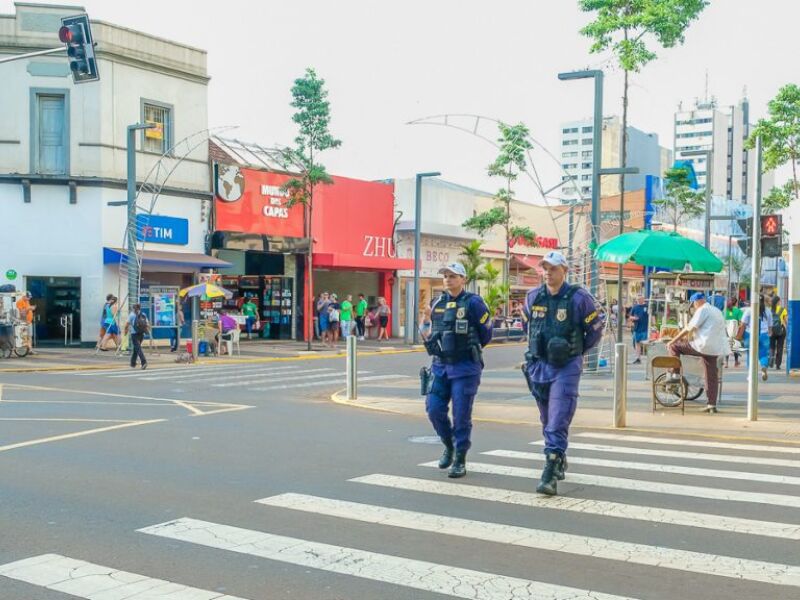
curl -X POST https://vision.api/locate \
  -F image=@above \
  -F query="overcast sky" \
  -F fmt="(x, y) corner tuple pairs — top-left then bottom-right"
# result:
(6, 0), (797, 201)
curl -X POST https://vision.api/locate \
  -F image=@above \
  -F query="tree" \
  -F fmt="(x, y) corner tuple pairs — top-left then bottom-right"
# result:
(762, 182), (795, 214)
(459, 240), (484, 292)
(580, 0), (708, 319)
(652, 166), (705, 231)
(281, 68), (341, 350)
(746, 83), (800, 207)
(479, 262), (509, 318)
(463, 122), (536, 314)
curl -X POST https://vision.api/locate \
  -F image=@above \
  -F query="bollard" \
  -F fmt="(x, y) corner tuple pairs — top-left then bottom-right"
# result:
(613, 342), (627, 428)
(191, 320), (199, 360)
(346, 334), (358, 400)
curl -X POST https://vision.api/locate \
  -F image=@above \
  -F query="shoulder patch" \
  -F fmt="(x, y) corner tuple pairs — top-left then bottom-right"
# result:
(480, 312), (489, 324)
(584, 310), (598, 324)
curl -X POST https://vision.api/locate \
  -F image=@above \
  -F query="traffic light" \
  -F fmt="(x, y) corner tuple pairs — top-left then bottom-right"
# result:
(58, 14), (99, 84)
(735, 218), (752, 255)
(760, 214), (782, 258)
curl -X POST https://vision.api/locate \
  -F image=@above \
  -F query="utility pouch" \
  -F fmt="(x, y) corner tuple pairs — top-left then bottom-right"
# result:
(440, 331), (456, 354)
(546, 336), (571, 368)
(420, 366), (433, 396)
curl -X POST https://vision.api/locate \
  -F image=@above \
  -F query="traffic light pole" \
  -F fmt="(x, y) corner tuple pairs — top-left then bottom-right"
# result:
(747, 137), (763, 422)
(0, 47), (64, 64)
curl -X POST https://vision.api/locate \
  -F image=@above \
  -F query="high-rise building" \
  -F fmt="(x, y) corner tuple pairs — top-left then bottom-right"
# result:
(559, 116), (671, 202)
(673, 96), (773, 204)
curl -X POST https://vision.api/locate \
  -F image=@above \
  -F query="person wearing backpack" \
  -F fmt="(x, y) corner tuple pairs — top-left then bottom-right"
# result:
(125, 303), (149, 370)
(769, 295), (788, 370)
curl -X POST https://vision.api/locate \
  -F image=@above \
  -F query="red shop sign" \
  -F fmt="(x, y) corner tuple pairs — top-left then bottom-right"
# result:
(215, 166), (305, 237)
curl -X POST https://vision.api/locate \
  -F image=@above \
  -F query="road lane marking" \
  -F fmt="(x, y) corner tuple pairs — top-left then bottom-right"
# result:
(137, 366), (319, 383)
(575, 432), (800, 455)
(0, 418), (132, 423)
(530, 440), (800, 469)
(418, 460), (800, 509)
(139, 517), (639, 600)
(257, 492), (800, 588)
(211, 369), (357, 388)
(0, 553), (247, 599)
(0, 420), (165, 453)
(485, 449), (800, 486)
(353, 474), (800, 540)
(253, 374), (408, 391)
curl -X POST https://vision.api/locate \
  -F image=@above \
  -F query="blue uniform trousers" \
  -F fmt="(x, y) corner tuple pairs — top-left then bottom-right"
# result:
(426, 372), (480, 452)
(532, 374), (579, 455)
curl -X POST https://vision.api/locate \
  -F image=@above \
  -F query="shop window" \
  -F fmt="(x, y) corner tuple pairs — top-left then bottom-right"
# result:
(141, 100), (173, 154)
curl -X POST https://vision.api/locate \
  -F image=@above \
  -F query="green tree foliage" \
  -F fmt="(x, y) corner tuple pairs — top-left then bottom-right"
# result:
(746, 83), (800, 206)
(280, 68), (341, 348)
(652, 166), (705, 231)
(762, 182), (795, 214)
(459, 240), (484, 288)
(463, 122), (536, 314)
(479, 263), (509, 317)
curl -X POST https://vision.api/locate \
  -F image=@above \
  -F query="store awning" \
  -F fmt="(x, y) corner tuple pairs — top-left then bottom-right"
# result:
(103, 247), (232, 269)
(314, 253), (415, 271)
(511, 254), (541, 270)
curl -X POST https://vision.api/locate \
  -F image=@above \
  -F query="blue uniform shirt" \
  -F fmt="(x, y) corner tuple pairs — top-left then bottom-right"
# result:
(522, 283), (603, 383)
(630, 304), (648, 334)
(430, 291), (493, 379)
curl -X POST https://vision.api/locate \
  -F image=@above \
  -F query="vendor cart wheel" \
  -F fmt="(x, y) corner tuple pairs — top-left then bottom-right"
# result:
(653, 373), (687, 407)
(13, 346), (29, 358)
(684, 378), (704, 402)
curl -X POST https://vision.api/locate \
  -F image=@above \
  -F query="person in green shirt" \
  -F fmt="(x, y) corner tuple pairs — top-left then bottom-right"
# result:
(724, 297), (743, 367)
(241, 297), (259, 340)
(355, 293), (368, 340)
(340, 294), (354, 338)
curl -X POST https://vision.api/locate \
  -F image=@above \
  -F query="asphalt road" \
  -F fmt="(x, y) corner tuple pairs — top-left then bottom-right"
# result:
(1, 345), (800, 599)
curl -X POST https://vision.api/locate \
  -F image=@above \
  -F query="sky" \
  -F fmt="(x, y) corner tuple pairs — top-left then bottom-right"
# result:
(5, 0), (797, 201)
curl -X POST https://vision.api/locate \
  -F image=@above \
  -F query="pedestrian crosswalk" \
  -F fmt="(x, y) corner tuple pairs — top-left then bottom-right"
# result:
(3, 432), (800, 598)
(59, 363), (410, 392)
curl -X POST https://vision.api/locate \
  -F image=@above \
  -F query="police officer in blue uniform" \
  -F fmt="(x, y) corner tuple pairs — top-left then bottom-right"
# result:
(420, 262), (493, 478)
(522, 251), (603, 495)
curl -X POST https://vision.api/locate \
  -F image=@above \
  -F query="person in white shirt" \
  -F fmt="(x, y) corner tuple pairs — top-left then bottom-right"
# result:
(740, 294), (772, 381)
(666, 292), (728, 413)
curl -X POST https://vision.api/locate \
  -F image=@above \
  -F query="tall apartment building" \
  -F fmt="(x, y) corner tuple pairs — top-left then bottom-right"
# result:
(560, 116), (671, 202)
(674, 96), (772, 204)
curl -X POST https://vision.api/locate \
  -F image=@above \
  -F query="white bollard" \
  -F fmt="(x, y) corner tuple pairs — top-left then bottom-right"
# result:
(613, 342), (627, 428)
(346, 334), (357, 400)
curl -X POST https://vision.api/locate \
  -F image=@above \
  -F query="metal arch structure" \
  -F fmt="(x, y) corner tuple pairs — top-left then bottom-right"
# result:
(115, 125), (238, 312)
(407, 113), (598, 283)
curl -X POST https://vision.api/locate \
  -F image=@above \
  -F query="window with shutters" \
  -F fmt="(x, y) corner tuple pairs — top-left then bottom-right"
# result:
(141, 101), (173, 154)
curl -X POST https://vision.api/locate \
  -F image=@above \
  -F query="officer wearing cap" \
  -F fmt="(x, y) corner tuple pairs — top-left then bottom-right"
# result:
(419, 262), (493, 478)
(522, 251), (603, 495)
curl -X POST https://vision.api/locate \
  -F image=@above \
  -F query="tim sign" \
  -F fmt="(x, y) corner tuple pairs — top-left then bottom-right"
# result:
(215, 165), (305, 237)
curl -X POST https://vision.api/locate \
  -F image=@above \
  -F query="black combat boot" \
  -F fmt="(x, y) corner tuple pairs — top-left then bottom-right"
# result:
(438, 439), (454, 469)
(554, 454), (568, 481)
(448, 450), (467, 478)
(536, 452), (563, 495)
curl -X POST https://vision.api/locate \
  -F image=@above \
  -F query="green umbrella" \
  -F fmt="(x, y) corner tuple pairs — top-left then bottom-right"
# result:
(594, 230), (724, 273)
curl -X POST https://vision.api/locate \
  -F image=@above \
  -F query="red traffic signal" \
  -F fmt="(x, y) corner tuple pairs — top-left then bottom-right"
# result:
(761, 214), (781, 237)
(58, 24), (81, 44)
(58, 14), (98, 84)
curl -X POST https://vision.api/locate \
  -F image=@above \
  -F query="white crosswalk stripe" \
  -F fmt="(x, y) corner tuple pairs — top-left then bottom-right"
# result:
(210, 368), (346, 387)
(139, 518), (639, 600)
(251, 374), (409, 391)
(484, 449), (800, 486)
(575, 432), (800, 455)
(256, 492), (800, 588)
(136, 365), (311, 382)
(530, 440), (800, 469)
(0, 554), (247, 599)
(418, 460), (800, 508)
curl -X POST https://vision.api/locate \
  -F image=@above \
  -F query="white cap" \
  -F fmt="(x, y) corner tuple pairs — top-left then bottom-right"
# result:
(438, 262), (467, 277)
(539, 251), (568, 268)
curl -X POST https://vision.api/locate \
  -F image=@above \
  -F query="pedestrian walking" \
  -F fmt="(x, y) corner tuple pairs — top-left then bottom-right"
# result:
(724, 298), (743, 367)
(125, 303), (149, 370)
(96, 296), (120, 352)
(768, 295), (787, 370)
(328, 295), (340, 345)
(96, 293), (113, 349)
(420, 262), (492, 479)
(241, 296), (259, 340)
(668, 292), (728, 411)
(740, 294), (772, 381)
(170, 298), (185, 352)
(521, 251), (603, 496)
(376, 296), (391, 341)
(355, 293), (367, 340)
(317, 292), (331, 345)
(629, 295), (648, 364)
(340, 294), (354, 339)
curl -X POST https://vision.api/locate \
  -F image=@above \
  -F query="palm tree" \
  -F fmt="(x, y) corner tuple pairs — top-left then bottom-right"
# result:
(459, 240), (484, 292)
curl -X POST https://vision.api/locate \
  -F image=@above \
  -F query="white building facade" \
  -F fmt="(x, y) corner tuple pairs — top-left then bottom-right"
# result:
(0, 2), (221, 344)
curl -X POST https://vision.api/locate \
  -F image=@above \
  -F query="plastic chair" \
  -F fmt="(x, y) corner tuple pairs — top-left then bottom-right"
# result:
(224, 328), (241, 357)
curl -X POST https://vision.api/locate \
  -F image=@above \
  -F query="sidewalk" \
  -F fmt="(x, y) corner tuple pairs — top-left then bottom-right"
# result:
(0, 338), (421, 373)
(332, 366), (800, 444)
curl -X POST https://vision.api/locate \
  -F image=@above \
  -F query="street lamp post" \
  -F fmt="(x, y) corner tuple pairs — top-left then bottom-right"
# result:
(680, 149), (713, 250)
(412, 172), (441, 345)
(126, 123), (155, 310)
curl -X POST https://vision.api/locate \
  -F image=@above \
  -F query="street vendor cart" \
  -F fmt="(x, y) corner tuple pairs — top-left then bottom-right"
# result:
(0, 291), (33, 358)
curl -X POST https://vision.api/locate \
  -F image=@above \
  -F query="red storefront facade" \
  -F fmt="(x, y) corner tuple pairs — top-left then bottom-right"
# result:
(212, 155), (412, 341)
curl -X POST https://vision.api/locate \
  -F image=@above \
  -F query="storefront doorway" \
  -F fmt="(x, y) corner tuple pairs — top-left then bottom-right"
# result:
(26, 276), (81, 343)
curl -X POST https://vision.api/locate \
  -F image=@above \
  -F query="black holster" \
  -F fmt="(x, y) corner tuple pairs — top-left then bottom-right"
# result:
(420, 366), (433, 396)
(521, 362), (535, 394)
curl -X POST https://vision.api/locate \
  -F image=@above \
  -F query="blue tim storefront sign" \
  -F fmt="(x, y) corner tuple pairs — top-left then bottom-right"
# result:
(136, 214), (189, 245)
